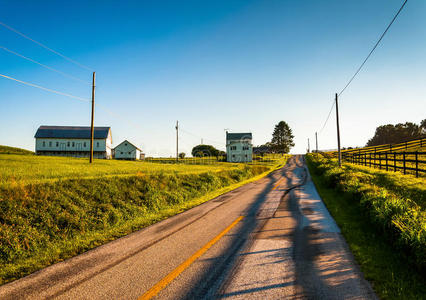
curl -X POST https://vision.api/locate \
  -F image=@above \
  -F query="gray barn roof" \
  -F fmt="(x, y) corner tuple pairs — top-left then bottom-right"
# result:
(226, 132), (252, 141)
(35, 126), (111, 139)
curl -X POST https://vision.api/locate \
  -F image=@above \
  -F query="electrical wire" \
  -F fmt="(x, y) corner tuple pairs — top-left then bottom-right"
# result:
(0, 21), (93, 72)
(319, 100), (335, 134)
(338, 0), (408, 96)
(0, 73), (89, 102)
(0, 46), (90, 85)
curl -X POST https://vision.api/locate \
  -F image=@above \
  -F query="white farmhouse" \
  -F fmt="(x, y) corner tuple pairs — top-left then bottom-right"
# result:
(114, 140), (142, 160)
(226, 132), (253, 162)
(34, 126), (112, 159)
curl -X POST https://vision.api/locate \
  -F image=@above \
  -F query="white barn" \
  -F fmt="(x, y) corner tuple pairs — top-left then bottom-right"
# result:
(114, 140), (142, 160)
(34, 126), (112, 159)
(226, 132), (253, 162)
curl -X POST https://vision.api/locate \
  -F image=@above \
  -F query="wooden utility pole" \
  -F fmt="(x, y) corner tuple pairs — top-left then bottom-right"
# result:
(89, 72), (95, 163)
(335, 93), (342, 167)
(176, 120), (179, 162)
(315, 132), (318, 153)
(307, 138), (310, 153)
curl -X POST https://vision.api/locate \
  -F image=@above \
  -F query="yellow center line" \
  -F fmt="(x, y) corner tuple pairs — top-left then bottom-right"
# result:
(272, 178), (284, 190)
(139, 215), (244, 300)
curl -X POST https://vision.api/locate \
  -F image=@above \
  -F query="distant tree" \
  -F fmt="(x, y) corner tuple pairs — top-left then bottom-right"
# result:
(178, 152), (186, 159)
(191, 144), (220, 157)
(271, 121), (295, 153)
(253, 142), (273, 156)
(366, 120), (426, 146)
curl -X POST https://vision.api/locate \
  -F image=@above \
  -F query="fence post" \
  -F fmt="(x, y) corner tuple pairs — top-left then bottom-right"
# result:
(369, 153), (372, 167)
(385, 152), (388, 171)
(403, 152), (406, 175)
(415, 151), (419, 178)
(394, 153), (396, 172)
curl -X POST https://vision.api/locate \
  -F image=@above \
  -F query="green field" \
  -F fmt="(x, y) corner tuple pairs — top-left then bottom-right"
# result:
(306, 153), (426, 299)
(0, 149), (289, 284)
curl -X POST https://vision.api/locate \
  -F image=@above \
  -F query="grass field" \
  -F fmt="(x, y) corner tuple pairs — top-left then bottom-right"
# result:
(306, 153), (426, 299)
(0, 145), (33, 155)
(0, 149), (289, 284)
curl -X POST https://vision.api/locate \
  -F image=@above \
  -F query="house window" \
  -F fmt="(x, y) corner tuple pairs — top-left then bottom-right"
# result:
(49, 141), (52, 147)
(128, 152), (131, 154)
(231, 146), (237, 150)
(121, 152), (123, 154)
(243, 146), (249, 150)
(232, 154), (235, 158)
(56, 142), (59, 147)
(67, 142), (70, 147)
(125, 143), (127, 146)
(245, 154), (248, 158)
(72, 142), (75, 147)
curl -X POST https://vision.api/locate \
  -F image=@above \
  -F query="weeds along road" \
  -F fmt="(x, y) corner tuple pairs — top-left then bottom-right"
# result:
(0, 156), (376, 300)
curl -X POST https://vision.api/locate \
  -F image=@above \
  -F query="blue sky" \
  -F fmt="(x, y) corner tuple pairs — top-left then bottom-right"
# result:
(0, 0), (425, 156)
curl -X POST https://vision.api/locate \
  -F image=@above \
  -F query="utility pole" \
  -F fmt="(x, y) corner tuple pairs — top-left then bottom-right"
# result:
(335, 93), (342, 167)
(89, 72), (95, 163)
(176, 120), (179, 162)
(315, 132), (318, 153)
(307, 138), (310, 153)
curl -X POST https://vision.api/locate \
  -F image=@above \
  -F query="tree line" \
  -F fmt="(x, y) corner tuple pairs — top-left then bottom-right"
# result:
(366, 119), (426, 146)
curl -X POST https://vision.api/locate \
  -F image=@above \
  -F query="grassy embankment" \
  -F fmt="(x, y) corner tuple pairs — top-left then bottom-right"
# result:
(0, 150), (289, 285)
(306, 153), (426, 299)
(0, 145), (34, 155)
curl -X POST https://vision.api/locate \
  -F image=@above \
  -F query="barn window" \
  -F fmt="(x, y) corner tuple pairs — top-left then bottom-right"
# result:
(49, 141), (52, 147)
(56, 142), (59, 147)
(72, 142), (75, 147)
(97, 142), (100, 147)
(67, 142), (70, 147)
(84, 142), (86, 147)
(42, 141), (45, 147)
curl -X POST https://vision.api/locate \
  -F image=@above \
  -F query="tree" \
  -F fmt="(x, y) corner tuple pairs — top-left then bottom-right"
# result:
(191, 144), (220, 157)
(178, 152), (186, 159)
(366, 120), (426, 146)
(271, 121), (295, 153)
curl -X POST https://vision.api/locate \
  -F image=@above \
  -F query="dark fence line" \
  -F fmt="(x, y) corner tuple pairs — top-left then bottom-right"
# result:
(343, 151), (426, 178)
(341, 137), (425, 155)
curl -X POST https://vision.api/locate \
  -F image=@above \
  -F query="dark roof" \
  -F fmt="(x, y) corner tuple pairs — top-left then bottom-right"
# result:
(226, 132), (252, 141)
(113, 140), (141, 151)
(35, 126), (111, 139)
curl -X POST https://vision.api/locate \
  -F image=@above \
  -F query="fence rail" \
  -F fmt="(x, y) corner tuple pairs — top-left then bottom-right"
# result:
(343, 151), (426, 177)
(341, 137), (425, 155)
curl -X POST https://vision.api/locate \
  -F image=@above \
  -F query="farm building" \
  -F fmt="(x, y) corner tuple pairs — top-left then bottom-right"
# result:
(34, 126), (112, 159)
(113, 140), (143, 160)
(226, 132), (253, 162)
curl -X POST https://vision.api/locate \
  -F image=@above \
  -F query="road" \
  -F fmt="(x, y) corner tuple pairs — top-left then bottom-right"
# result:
(0, 155), (376, 299)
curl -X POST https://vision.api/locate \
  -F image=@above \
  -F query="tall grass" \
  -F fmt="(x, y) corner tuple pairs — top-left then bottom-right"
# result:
(306, 153), (426, 272)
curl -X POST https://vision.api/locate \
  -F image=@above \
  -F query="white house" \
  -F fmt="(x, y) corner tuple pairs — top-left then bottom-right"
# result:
(34, 126), (112, 159)
(226, 132), (253, 162)
(113, 140), (142, 160)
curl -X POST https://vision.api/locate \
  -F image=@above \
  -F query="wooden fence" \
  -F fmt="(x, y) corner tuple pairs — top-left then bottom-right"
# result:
(343, 151), (426, 178)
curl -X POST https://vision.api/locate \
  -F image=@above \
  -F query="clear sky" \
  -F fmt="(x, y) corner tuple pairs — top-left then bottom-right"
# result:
(0, 0), (425, 156)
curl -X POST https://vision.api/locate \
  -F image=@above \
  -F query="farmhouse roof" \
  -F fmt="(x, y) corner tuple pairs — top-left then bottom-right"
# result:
(226, 132), (252, 141)
(113, 140), (141, 151)
(35, 126), (111, 139)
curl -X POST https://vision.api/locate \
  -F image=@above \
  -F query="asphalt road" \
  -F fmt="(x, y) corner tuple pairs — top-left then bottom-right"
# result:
(0, 155), (376, 299)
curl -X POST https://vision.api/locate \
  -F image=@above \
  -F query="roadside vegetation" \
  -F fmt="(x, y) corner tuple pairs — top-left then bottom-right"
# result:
(0, 150), (289, 285)
(306, 153), (426, 299)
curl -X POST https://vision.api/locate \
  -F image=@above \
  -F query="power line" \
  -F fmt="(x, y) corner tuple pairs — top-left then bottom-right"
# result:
(0, 21), (93, 72)
(319, 100), (335, 133)
(0, 46), (90, 85)
(338, 0), (408, 96)
(0, 73), (89, 102)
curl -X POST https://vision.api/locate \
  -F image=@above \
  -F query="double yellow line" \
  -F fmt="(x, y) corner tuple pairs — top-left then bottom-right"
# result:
(139, 216), (244, 300)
